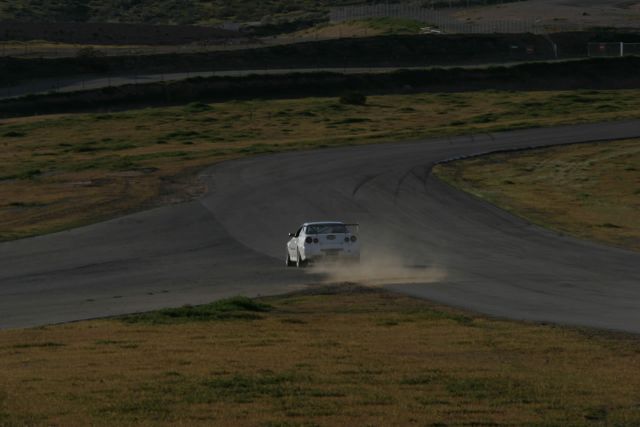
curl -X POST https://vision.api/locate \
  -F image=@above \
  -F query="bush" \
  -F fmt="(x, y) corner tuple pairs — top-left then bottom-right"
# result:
(184, 102), (213, 113)
(340, 92), (367, 106)
(120, 296), (271, 324)
(76, 46), (104, 59)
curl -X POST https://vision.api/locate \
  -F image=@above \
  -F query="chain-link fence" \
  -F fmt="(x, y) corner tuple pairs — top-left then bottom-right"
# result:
(588, 42), (640, 57)
(329, 3), (539, 34)
(343, 0), (640, 34)
(329, 2), (640, 34)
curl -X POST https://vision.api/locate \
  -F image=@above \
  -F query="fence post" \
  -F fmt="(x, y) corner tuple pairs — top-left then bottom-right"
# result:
(620, 42), (624, 57)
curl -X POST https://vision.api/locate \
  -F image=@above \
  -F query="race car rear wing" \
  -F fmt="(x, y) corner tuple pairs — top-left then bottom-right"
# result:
(344, 223), (360, 233)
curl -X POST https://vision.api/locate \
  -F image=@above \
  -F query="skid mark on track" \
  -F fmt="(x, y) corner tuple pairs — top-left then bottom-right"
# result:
(411, 164), (434, 194)
(352, 173), (382, 197)
(394, 164), (435, 199)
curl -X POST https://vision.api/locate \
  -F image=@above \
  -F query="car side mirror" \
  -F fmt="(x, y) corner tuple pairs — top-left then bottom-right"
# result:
(288, 233), (295, 237)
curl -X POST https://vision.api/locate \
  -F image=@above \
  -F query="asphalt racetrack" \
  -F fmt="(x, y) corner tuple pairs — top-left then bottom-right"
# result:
(2, 121), (640, 331)
(0, 61), (571, 100)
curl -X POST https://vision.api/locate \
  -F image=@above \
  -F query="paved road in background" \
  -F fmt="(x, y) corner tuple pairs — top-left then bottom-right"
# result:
(2, 121), (640, 331)
(3, 68), (413, 100)
(0, 60), (577, 100)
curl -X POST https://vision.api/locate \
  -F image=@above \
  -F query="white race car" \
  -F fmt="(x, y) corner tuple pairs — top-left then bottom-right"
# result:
(286, 221), (360, 267)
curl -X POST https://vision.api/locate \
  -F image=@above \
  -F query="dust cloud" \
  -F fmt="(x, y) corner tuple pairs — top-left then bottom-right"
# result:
(307, 244), (447, 286)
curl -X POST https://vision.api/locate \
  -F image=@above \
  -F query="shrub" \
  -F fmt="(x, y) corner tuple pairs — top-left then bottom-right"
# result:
(184, 102), (213, 113)
(76, 46), (104, 59)
(121, 296), (271, 324)
(3, 131), (26, 137)
(340, 92), (367, 106)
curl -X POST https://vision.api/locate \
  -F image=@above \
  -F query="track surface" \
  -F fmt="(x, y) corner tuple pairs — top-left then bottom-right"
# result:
(1, 121), (640, 331)
(0, 61), (573, 100)
(2, 68), (442, 100)
(2, 69), (411, 100)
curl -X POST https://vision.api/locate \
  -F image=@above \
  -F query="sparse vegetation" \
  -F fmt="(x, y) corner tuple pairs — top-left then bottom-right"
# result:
(435, 139), (640, 251)
(361, 17), (424, 35)
(75, 46), (104, 59)
(0, 0), (369, 25)
(3, 89), (640, 241)
(297, 17), (425, 38)
(122, 296), (271, 324)
(339, 91), (367, 105)
(1, 286), (640, 425)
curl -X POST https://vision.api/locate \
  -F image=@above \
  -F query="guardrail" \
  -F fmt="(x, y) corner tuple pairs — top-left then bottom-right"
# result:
(588, 42), (640, 57)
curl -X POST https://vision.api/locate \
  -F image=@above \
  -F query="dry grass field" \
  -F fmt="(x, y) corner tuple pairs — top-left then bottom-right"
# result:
(282, 17), (424, 39)
(2, 89), (640, 241)
(457, 0), (640, 30)
(1, 285), (640, 426)
(0, 41), (252, 59)
(435, 138), (640, 251)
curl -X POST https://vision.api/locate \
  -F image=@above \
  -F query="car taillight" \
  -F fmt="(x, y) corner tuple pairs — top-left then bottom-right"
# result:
(313, 238), (319, 243)
(350, 235), (357, 242)
(344, 237), (349, 242)
(305, 237), (313, 244)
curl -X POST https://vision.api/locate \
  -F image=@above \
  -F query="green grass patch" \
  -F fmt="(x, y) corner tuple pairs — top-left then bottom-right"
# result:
(165, 130), (203, 139)
(360, 17), (424, 35)
(332, 117), (371, 125)
(8, 202), (46, 208)
(197, 373), (299, 402)
(2, 131), (27, 138)
(183, 102), (213, 113)
(11, 342), (65, 349)
(445, 377), (535, 402)
(121, 296), (272, 324)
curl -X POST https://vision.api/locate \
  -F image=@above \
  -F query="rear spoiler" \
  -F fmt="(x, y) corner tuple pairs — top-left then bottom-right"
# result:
(344, 223), (360, 233)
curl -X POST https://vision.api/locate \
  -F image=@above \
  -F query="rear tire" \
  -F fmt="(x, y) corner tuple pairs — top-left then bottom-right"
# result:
(296, 250), (306, 268)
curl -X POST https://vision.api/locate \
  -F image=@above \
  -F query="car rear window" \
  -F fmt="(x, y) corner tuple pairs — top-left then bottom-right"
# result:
(306, 224), (348, 234)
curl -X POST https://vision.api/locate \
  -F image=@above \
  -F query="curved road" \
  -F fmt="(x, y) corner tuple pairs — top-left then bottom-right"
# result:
(1, 68), (437, 100)
(1, 121), (640, 331)
(0, 60), (575, 100)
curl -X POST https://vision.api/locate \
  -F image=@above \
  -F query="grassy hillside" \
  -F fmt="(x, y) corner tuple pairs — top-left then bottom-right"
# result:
(0, 0), (365, 25)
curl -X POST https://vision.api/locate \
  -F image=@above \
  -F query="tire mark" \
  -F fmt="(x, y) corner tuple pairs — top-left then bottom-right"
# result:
(395, 163), (434, 199)
(352, 173), (382, 197)
(411, 163), (434, 194)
